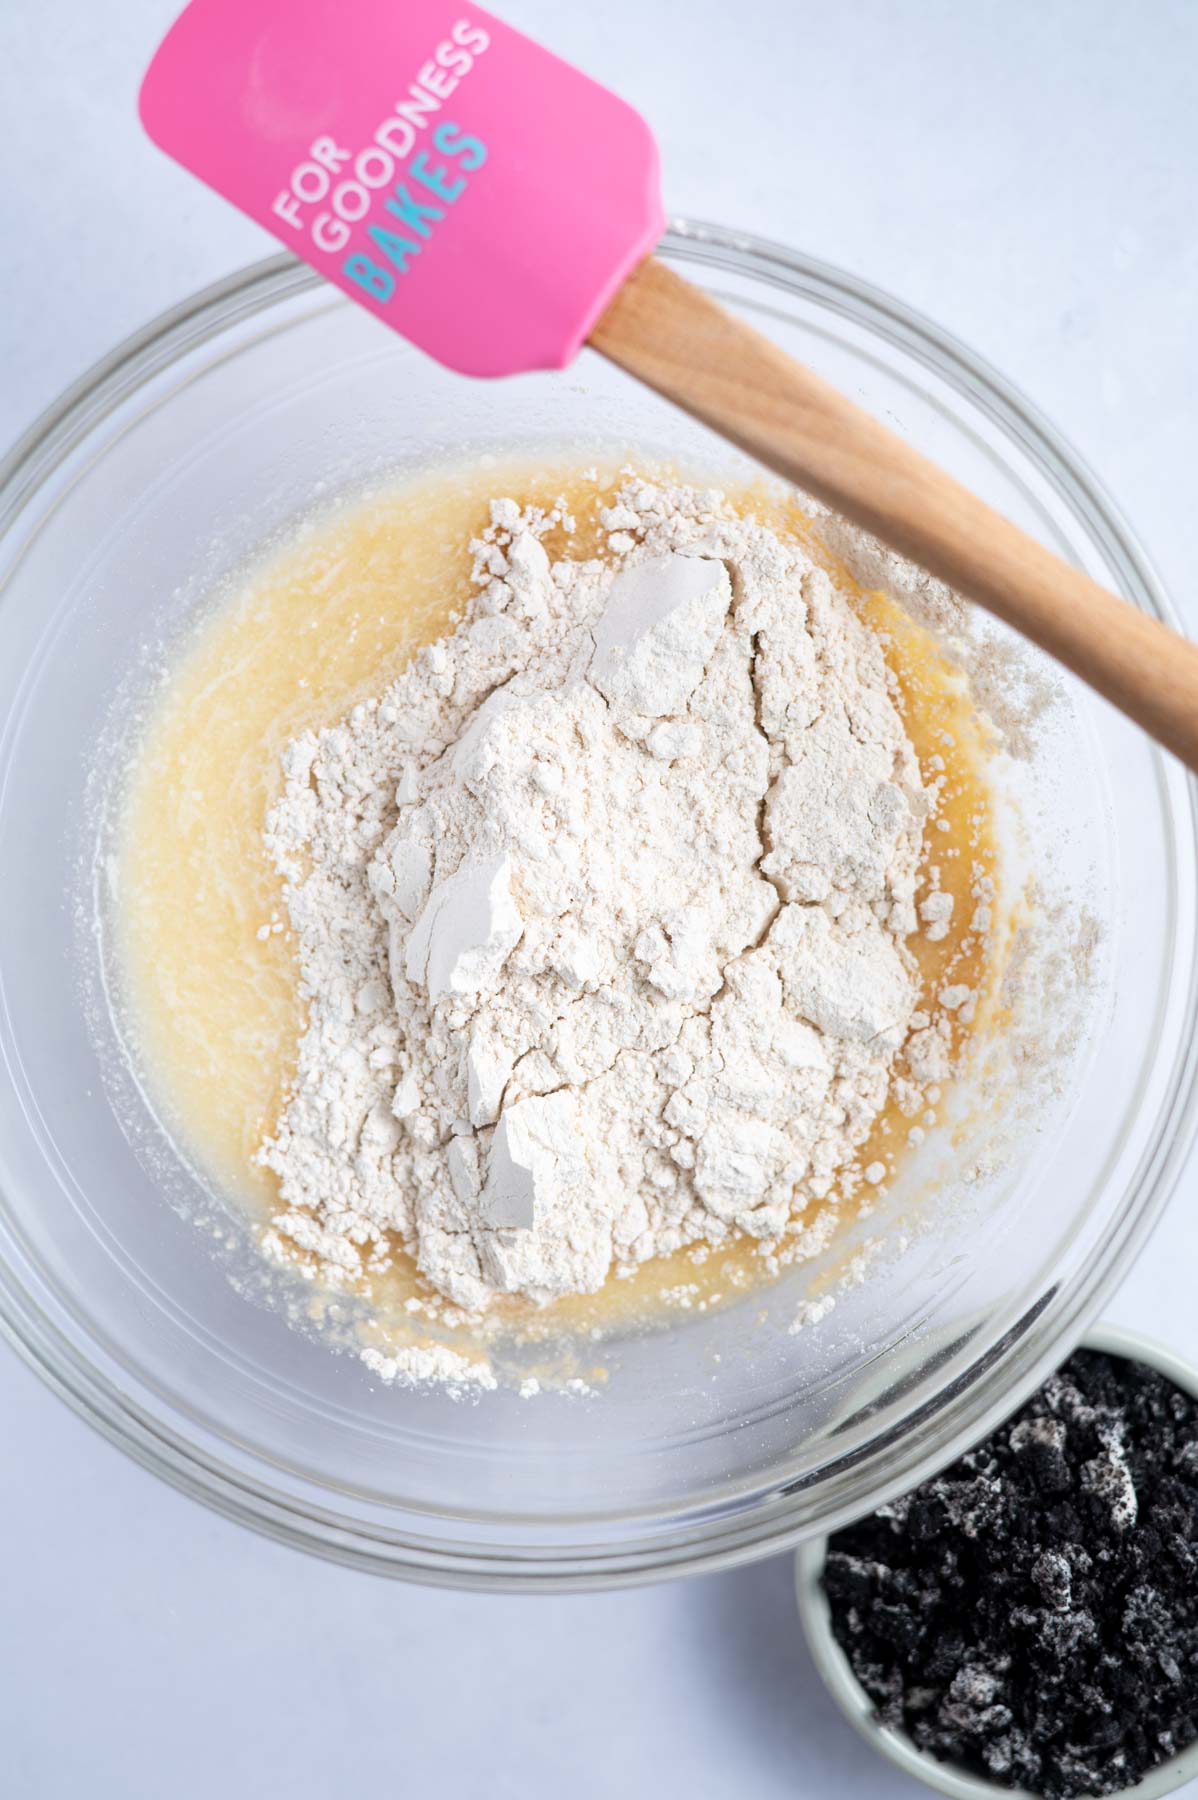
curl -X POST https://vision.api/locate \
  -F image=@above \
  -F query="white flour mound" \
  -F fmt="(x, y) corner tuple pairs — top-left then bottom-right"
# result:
(260, 480), (951, 1313)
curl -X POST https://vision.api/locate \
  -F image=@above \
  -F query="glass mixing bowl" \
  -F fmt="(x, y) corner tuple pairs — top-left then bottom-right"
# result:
(0, 223), (1195, 1590)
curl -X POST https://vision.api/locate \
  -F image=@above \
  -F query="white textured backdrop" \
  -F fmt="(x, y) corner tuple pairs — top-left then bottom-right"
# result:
(2, 2), (1197, 1793)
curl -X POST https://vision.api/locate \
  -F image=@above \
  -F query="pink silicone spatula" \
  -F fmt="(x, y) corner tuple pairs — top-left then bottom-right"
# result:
(141, 0), (1198, 772)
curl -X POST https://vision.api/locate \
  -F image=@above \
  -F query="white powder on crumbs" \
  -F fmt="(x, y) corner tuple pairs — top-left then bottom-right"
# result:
(259, 479), (957, 1329)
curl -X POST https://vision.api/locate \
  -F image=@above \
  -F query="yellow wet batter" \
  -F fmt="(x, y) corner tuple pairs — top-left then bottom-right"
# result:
(117, 459), (1002, 1346)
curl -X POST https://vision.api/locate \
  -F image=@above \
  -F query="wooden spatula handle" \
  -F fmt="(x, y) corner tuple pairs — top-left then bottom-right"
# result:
(590, 257), (1198, 773)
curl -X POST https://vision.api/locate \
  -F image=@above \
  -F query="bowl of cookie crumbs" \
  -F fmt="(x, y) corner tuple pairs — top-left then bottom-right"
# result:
(797, 1325), (1198, 1800)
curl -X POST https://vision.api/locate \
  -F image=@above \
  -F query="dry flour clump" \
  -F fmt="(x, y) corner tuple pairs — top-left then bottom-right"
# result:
(260, 480), (942, 1312)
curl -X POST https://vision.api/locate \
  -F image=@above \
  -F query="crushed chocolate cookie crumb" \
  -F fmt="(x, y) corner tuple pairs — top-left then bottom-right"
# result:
(824, 1349), (1198, 1797)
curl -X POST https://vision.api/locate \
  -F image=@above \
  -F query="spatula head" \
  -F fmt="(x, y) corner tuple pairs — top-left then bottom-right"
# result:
(140, 0), (665, 377)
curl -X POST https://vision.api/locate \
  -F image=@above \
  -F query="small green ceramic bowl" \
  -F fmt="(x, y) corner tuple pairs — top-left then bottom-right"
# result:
(796, 1324), (1198, 1800)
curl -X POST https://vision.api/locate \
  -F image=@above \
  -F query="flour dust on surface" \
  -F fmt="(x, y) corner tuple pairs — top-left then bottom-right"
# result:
(116, 458), (1003, 1387)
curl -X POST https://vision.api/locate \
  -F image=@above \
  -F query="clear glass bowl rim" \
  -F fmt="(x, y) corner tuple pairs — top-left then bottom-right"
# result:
(1, 220), (1196, 1591)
